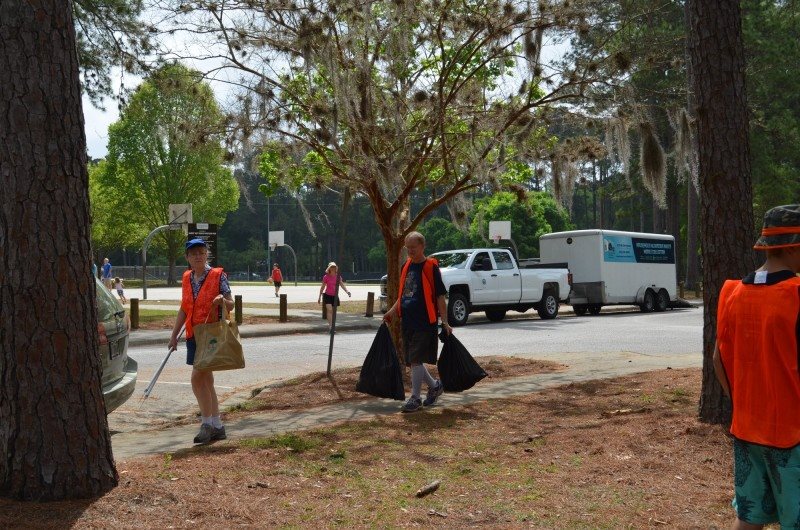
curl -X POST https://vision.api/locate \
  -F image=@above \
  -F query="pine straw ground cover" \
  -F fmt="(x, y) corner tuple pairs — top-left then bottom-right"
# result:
(230, 356), (565, 415)
(1, 368), (742, 529)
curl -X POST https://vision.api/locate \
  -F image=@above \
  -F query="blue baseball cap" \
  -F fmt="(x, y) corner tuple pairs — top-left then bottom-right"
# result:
(185, 238), (207, 251)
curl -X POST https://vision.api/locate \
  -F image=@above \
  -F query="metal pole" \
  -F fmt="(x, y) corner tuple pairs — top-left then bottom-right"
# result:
(326, 303), (338, 376)
(142, 224), (182, 300)
(266, 196), (271, 269)
(282, 243), (299, 287)
(143, 325), (184, 399)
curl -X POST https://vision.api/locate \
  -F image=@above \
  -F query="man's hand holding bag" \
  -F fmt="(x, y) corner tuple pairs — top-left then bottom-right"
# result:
(192, 305), (245, 371)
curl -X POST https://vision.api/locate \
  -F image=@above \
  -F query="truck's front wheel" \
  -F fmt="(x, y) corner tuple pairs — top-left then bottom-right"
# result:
(537, 289), (559, 319)
(448, 293), (470, 327)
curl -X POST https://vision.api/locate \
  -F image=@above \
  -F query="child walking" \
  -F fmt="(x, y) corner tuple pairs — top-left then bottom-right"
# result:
(318, 262), (351, 330)
(113, 277), (127, 304)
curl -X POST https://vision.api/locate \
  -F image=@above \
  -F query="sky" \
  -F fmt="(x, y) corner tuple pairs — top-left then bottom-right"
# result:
(83, 94), (118, 159)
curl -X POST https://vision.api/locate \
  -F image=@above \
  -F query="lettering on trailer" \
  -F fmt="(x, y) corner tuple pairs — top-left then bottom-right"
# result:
(602, 235), (675, 264)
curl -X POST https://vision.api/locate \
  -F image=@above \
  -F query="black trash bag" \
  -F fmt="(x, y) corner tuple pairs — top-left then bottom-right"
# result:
(355, 323), (405, 400)
(437, 332), (487, 392)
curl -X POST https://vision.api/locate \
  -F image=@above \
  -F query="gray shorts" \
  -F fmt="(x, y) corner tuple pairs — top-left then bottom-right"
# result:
(402, 328), (438, 366)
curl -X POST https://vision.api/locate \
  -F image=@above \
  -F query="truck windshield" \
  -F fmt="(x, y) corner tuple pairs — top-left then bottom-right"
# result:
(432, 252), (471, 269)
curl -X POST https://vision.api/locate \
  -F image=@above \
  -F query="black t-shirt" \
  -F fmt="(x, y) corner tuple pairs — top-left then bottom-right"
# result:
(401, 260), (447, 331)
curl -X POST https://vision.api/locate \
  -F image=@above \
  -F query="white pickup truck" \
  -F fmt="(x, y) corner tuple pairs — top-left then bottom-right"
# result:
(430, 248), (571, 326)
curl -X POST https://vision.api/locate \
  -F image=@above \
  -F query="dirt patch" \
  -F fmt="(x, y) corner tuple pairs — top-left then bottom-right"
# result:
(231, 356), (566, 414)
(0, 368), (742, 528)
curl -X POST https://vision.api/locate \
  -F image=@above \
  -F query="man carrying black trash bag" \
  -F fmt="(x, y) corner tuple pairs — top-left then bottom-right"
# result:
(384, 231), (452, 412)
(355, 323), (406, 401)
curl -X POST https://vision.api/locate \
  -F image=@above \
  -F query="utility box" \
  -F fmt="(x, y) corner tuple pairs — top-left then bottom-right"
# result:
(539, 229), (677, 315)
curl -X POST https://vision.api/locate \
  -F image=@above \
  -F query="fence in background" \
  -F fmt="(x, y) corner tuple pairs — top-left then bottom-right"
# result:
(107, 265), (384, 283)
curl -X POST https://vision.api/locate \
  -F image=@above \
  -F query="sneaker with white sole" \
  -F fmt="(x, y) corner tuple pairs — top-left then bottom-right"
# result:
(210, 425), (227, 441)
(401, 396), (423, 413)
(423, 380), (444, 407)
(193, 423), (215, 444)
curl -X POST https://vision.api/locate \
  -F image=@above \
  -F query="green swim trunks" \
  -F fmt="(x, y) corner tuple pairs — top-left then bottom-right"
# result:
(732, 438), (800, 526)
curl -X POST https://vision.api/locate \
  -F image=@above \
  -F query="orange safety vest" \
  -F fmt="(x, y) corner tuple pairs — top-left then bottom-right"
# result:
(397, 257), (439, 325)
(717, 275), (800, 448)
(181, 267), (223, 339)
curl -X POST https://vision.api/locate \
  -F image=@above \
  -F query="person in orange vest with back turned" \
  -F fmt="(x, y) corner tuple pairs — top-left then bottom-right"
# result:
(714, 204), (800, 529)
(384, 231), (452, 413)
(168, 238), (234, 444)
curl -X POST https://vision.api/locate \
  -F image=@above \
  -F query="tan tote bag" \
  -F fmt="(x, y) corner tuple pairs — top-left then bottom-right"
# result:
(192, 309), (245, 371)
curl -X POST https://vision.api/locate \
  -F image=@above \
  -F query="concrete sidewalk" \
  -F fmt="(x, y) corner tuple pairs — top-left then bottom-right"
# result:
(111, 347), (700, 461)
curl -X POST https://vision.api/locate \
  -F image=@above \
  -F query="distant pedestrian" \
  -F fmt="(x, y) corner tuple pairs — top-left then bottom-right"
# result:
(101, 258), (113, 288)
(113, 277), (128, 304)
(168, 238), (234, 445)
(713, 204), (800, 529)
(91, 258), (97, 279)
(383, 231), (452, 413)
(318, 262), (351, 330)
(269, 263), (283, 297)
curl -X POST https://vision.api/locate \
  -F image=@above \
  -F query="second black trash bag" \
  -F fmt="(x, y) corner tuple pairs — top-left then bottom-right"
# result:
(437, 332), (487, 392)
(355, 323), (405, 400)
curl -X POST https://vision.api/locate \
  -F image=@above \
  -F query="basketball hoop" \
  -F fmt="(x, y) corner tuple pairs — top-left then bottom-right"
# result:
(269, 243), (277, 251)
(491, 235), (502, 245)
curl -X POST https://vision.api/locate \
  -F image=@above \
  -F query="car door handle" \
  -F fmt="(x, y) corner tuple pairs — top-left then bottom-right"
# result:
(491, 274), (498, 277)
(513, 273), (519, 277)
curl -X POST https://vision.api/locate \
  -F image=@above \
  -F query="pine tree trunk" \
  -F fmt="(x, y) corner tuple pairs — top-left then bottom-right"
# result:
(688, 0), (756, 425)
(0, 0), (118, 499)
(686, 183), (700, 289)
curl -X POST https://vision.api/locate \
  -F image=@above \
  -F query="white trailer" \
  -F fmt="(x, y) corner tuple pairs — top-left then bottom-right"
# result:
(539, 229), (677, 315)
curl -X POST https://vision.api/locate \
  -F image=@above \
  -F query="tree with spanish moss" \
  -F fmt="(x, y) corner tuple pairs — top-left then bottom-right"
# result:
(168, 0), (632, 311)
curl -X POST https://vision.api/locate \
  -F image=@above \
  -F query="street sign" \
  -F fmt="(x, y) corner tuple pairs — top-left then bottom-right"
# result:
(188, 223), (218, 266)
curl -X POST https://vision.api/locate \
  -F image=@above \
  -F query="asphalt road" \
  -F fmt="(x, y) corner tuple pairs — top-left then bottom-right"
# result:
(108, 306), (703, 434)
(124, 283), (382, 305)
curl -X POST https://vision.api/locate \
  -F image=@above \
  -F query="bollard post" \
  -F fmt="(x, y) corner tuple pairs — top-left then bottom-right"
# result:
(130, 298), (139, 329)
(365, 292), (375, 317)
(235, 295), (242, 325)
(280, 294), (287, 322)
(695, 282), (702, 299)
(322, 303), (328, 320)
(678, 281), (684, 299)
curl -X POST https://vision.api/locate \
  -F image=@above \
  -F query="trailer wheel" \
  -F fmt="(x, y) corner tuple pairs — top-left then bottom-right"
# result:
(655, 289), (669, 312)
(448, 293), (470, 327)
(640, 290), (656, 312)
(485, 309), (507, 322)
(537, 289), (559, 319)
(573, 305), (588, 316)
(588, 304), (602, 316)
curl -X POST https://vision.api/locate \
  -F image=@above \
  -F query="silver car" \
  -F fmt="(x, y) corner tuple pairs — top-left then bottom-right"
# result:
(95, 277), (137, 413)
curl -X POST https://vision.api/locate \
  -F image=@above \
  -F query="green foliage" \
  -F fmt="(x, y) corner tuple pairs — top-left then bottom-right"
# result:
(98, 63), (239, 274)
(88, 160), (147, 252)
(418, 217), (471, 253)
(73, 0), (153, 106)
(470, 192), (573, 257)
(744, 0), (800, 220)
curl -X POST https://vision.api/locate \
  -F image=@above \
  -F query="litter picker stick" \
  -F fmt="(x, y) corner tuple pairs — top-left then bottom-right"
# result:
(142, 325), (185, 399)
